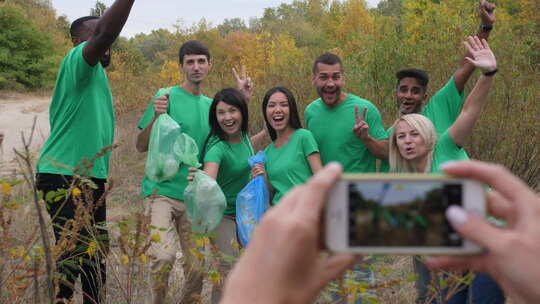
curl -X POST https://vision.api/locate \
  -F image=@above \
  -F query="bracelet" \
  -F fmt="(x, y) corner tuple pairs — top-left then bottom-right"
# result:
(483, 68), (498, 76)
(480, 24), (493, 32)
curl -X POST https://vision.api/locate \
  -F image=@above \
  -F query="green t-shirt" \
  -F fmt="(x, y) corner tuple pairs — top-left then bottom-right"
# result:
(430, 131), (463, 173)
(380, 77), (468, 173)
(37, 42), (114, 179)
(264, 129), (318, 205)
(305, 94), (387, 173)
(204, 135), (254, 215)
(138, 86), (212, 200)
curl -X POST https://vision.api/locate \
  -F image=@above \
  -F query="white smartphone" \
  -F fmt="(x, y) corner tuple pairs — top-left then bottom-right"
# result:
(325, 174), (485, 255)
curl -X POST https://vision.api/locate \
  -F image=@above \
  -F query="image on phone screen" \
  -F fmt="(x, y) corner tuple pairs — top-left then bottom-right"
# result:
(348, 181), (462, 247)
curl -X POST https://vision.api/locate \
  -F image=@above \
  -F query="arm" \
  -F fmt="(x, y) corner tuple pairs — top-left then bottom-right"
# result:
(250, 129), (269, 152)
(449, 37), (496, 147)
(453, 0), (496, 92)
(307, 153), (323, 174)
(135, 94), (169, 152)
(353, 106), (389, 160)
(202, 162), (219, 179)
(83, 0), (135, 66)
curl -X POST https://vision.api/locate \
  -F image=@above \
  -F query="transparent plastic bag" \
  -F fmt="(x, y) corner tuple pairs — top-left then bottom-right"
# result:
(235, 151), (269, 246)
(185, 171), (227, 233)
(145, 113), (183, 182)
(145, 87), (202, 182)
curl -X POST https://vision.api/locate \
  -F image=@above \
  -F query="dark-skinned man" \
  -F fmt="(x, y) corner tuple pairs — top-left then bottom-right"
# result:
(35, 1), (135, 303)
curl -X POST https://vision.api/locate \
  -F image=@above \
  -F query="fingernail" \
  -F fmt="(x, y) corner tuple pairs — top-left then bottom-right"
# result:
(327, 162), (343, 171)
(439, 161), (458, 171)
(446, 206), (468, 226)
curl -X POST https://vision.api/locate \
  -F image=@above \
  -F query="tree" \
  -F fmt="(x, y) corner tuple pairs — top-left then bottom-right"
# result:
(90, 0), (107, 17)
(0, 5), (56, 88)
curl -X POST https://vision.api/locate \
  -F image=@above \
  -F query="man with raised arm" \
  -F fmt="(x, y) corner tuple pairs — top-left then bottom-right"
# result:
(383, 0), (496, 167)
(35, 1), (135, 303)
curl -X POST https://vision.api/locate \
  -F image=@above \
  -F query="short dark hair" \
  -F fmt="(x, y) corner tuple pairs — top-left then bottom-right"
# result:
(70, 16), (99, 39)
(312, 52), (343, 74)
(201, 88), (249, 158)
(396, 68), (429, 90)
(178, 40), (211, 65)
(262, 86), (303, 141)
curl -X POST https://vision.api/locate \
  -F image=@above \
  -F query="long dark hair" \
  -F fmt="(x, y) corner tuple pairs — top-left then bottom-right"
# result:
(262, 86), (302, 141)
(201, 87), (249, 159)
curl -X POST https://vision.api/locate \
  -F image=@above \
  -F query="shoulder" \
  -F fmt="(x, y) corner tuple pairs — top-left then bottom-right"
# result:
(346, 94), (378, 109)
(295, 128), (315, 138)
(305, 98), (323, 113)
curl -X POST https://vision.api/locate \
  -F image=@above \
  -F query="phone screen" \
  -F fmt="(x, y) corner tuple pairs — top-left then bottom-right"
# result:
(348, 181), (462, 247)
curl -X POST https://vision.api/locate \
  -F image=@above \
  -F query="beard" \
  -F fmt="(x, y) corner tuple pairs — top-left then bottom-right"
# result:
(317, 86), (342, 106)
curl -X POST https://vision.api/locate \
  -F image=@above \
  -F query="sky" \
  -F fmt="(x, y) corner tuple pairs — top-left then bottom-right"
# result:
(50, 0), (381, 37)
(353, 182), (446, 206)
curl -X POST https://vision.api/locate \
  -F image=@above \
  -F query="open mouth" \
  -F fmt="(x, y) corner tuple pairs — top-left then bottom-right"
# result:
(223, 120), (236, 127)
(405, 147), (414, 154)
(272, 115), (285, 123)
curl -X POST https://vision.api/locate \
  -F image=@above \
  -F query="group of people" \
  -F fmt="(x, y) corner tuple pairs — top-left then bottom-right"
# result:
(31, 0), (540, 303)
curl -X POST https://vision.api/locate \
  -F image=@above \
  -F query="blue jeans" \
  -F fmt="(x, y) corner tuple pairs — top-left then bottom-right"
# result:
(413, 257), (505, 304)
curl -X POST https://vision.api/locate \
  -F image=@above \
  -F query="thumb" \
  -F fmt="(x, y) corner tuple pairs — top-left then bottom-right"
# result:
(446, 206), (502, 250)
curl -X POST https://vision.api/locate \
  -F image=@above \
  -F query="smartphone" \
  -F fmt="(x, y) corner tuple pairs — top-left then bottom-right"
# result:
(325, 174), (485, 255)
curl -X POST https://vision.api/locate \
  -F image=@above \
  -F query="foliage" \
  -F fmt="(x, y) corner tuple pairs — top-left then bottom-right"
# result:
(0, 5), (56, 89)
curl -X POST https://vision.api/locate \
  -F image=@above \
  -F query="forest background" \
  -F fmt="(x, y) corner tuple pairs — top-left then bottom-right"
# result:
(0, 0), (539, 302)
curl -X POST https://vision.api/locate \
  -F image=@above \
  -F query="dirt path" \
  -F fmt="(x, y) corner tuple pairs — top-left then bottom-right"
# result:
(0, 94), (51, 176)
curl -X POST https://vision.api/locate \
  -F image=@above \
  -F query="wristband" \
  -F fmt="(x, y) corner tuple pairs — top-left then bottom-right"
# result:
(483, 68), (498, 76)
(480, 24), (493, 32)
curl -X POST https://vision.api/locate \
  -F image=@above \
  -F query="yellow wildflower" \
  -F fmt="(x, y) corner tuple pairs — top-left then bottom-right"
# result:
(208, 271), (221, 285)
(150, 233), (161, 243)
(87, 241), (96, 257)
(72, 187), (82, 197)
(1, 183), (12, 195)
(139, 254), (148, 264)
(121, 254), (129, 265)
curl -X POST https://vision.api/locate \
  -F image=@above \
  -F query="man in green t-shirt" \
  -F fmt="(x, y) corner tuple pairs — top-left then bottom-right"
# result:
(305, 52), (389, 173)
(380, 0), (496, 174)
(392, 0), (495, 132)
(136, 40), (212, 304)
(35, 1), (135, 303)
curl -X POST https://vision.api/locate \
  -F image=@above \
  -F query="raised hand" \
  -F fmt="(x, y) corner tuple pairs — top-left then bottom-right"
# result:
(463, 36), (497, 73)
(232, 65), (253, 100)
(478, 0), (496, 27)
(352, 106), (369, 140)
(153, 94), (169, 117)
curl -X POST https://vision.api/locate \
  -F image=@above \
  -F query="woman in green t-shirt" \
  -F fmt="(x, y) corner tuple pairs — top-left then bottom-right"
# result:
(252, 86), (322, 205)
(188, 88), (253, 301)
(388, 36), (503, 304)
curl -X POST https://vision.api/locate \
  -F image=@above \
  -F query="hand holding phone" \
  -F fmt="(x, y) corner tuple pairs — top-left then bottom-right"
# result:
(325, 174), (486, 255)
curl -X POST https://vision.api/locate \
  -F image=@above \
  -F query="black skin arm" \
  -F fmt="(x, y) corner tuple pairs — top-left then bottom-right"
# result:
(83, 0), (135, 66)
(453, 0), (495, 93)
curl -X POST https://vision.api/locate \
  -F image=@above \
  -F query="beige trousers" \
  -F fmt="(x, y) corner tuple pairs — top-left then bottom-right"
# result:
(144, 195), (204, 304)
(209, 215), (239, 304)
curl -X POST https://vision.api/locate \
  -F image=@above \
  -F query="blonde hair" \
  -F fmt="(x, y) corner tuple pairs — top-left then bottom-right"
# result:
(389, 114), (437, 173)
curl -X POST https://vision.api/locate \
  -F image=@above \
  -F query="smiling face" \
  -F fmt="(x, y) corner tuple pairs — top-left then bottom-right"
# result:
(216, 101), (243, 138)
(181, 54), (211, 85)
(312, 63), (345, 107)
(395, 77), (427, 115)
(265, 91), (291, 133)
(395, 120), (429, 161)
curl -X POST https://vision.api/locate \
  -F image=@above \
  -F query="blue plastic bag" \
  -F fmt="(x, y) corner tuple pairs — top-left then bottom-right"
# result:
(235, 151), (269, 246)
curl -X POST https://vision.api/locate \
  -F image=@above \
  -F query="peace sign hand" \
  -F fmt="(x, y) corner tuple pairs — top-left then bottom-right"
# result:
(463, 36), (497, 73)
(353, 106), (370, 140)
(232, 65), (253, 100)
